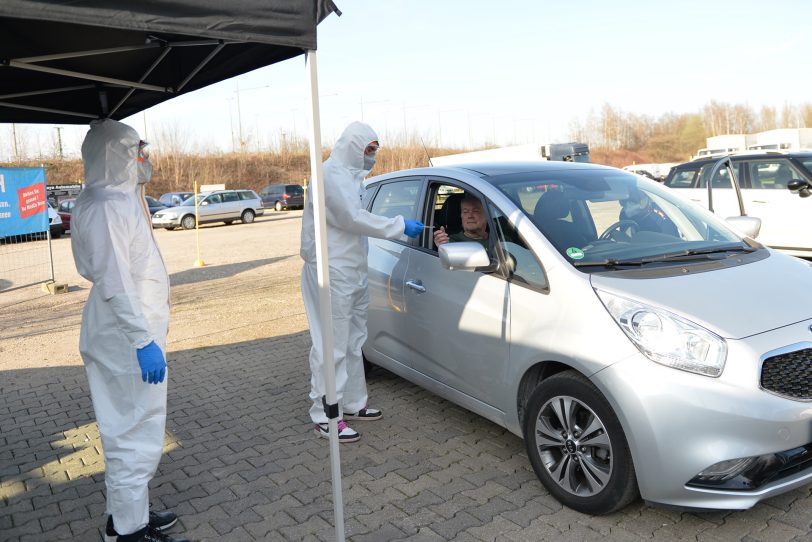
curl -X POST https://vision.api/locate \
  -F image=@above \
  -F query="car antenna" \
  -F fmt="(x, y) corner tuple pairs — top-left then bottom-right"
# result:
(420, 137), (434, 167)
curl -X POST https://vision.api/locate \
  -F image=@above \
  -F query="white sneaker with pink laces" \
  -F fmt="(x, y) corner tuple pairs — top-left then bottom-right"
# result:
(314, 419), (360, 443)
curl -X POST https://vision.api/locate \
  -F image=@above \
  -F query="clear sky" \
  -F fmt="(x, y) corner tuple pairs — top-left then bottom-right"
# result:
(4, 0), (810, 159)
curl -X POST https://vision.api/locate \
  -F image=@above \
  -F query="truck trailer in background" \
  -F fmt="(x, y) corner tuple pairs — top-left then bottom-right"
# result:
(430, 142), (589, 166)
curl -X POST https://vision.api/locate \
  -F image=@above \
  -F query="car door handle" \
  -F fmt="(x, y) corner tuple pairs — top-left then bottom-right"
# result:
(406, 280), (426, 293)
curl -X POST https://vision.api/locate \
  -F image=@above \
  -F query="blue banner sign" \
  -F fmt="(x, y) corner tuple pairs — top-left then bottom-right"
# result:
(0, 168), (48, 237)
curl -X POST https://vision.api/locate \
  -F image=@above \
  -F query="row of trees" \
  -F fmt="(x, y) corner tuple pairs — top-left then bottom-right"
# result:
(569, 101), (812, 162)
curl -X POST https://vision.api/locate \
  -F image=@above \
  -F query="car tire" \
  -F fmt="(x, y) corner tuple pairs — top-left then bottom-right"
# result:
(51, 229), (61, 239)
(275, 201), (283, 212)
(181, 215), (196, 230)
(523, 370), (638, 515)
(241, 209), (255, 224)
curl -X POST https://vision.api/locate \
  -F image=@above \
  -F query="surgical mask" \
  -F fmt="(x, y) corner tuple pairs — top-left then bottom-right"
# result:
(363, 154), (376, 171)
(137, 159), (153, 185)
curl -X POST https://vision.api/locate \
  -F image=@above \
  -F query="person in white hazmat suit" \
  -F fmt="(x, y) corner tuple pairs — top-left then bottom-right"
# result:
(301, 121), (424, 443)
(71, 119), (189, 542)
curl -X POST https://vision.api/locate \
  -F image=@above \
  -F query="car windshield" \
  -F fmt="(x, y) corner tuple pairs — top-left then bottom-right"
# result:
(181, 195), (202, 205)
(489, 168), (748, 269)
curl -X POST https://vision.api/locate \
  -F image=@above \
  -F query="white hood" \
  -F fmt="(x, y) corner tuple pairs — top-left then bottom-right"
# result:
(81, 118), (140, 191)
(328, 121), (378, 178)
(591, 252), (812, 339)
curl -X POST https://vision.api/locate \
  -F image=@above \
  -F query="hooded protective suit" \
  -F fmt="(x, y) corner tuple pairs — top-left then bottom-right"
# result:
(71, 119), (169, 536)
(300, 121), (406, 424)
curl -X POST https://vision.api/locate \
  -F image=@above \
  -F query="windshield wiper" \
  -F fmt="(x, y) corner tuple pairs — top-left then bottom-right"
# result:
(640, 244), (756, 262)
(573, 244), (756, 268)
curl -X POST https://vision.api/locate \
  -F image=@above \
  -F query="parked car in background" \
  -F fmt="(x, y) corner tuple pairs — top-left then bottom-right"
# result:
(663, 151), (812, 257)
(57, 198), (75, 232)
(259, 183), (305, 211)
(361, 161), (812, 514)
(159, 191), (194, 207)
(151, 189), (263, 230)
(47, 201), (63, 238)
(144, 195), (168, 215)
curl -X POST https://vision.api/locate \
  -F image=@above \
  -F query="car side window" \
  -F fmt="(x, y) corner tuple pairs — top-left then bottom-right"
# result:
(666, 168), (700, 188)
(222, 191), (239, 202)
(747, 160), (805, 189)
(490, 205), (548, 290)
(238, 190), (256, 200)
(369, 179), (421, 220)
(205, 194), (222, 205)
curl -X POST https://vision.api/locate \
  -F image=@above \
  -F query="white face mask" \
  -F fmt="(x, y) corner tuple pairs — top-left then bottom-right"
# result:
(137, 159), (153, 185)
(363, 154), (376, 171)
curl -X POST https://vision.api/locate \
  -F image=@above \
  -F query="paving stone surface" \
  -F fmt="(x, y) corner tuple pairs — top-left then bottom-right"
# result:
(2, 213), (812, 541)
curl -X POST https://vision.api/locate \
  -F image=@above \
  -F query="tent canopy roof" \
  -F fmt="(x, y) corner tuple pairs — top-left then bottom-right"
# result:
(0, 0), (339, 124)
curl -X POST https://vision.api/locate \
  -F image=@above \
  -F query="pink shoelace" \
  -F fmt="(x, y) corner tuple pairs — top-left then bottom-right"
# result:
(336, 420), (349, 432)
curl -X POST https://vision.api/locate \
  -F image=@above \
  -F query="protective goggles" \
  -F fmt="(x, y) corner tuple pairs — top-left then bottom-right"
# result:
(137, 140), (150, 161)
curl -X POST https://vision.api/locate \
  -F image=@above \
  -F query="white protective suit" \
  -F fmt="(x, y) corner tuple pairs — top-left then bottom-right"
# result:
(300, 121), (406, 424)
(71, 119), (170, 536)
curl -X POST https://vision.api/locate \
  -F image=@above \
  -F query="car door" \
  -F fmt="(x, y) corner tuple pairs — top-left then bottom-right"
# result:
(220, 190), (241, 218)
(199, 193), (223, 221)
(739, 158), (812, 253)
(666, 161), (744, 220)
(365, 177), (423, 368)
(400, 179), (510, 410)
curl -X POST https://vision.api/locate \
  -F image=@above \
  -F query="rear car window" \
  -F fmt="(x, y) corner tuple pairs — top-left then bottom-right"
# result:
(286, 185), (304, 195)
(239, 190), (259, 200)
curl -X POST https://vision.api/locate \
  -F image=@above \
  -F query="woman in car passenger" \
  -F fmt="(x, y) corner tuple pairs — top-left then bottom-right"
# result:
(433, 194), (489, 249)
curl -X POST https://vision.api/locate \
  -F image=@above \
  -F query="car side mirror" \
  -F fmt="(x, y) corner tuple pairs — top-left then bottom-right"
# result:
(439, 242), (494, 272)
(787, 179), (812, 198)
(725, 215), (761, 239)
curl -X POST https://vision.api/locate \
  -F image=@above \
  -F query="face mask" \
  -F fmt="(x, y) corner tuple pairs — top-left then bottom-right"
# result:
(363, 154), (376, 171)
(137, 159), (153, 185)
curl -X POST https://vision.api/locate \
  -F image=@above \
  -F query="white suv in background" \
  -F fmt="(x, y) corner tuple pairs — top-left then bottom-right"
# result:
(151, 189), (264, 230)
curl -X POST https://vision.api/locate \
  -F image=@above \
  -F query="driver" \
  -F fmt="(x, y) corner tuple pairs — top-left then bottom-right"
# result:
(620, 188), (678, 236)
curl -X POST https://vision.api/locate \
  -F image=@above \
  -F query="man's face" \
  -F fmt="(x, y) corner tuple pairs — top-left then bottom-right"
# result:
(461, 199), (486, 233)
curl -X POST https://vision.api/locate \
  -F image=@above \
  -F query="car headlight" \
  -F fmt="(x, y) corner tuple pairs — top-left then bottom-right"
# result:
(595, 290), (727, 377)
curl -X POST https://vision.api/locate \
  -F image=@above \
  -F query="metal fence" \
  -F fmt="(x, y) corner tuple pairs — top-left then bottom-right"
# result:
(0, 230), (54, 292)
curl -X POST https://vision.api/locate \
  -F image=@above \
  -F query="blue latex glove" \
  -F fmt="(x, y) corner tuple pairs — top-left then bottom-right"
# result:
(136, 341), (166, 384)
(404, 219), (425, 238)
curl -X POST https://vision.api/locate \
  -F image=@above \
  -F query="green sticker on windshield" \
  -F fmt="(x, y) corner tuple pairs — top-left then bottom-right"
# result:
(566, 247), (584, 260)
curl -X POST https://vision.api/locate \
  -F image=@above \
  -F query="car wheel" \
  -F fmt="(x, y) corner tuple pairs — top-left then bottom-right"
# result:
(181, 215), (196, 230)
(523, 370), (638, 515)
(241, 209), (255, 224)
(50, 230), (61, 239)
(275, 201), (283, 212)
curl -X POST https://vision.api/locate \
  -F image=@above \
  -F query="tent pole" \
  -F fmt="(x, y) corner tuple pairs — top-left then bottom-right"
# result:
(305, 49), (345, 542)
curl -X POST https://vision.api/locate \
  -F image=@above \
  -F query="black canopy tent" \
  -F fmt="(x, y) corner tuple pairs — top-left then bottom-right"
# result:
(0, 1), (337, 123)
(1, 2), (352, 540)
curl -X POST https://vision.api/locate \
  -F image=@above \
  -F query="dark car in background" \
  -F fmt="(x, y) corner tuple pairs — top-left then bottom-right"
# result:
(159, 191), (194, 207)
(57, 198), (76, 231)
(259, 183), (305, 211)
(145, 195), (169, 215)
(663, 151), (812, 257)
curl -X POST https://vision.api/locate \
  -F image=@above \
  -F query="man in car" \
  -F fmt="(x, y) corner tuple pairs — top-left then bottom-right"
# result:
(433, 193), (489, 249)
(619, 188), (679, 236)
(300, 121), (423, 443)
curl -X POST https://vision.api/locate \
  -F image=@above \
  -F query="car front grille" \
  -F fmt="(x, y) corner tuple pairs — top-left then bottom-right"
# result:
(761, 348), (812, 400)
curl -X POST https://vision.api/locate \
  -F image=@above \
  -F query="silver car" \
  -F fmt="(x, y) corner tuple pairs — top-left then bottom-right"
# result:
(151, 189), (264, 230)
(361, 161), (812, 515)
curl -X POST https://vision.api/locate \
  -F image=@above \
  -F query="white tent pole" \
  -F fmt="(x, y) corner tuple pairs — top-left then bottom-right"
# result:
(305, 49), (345, 542)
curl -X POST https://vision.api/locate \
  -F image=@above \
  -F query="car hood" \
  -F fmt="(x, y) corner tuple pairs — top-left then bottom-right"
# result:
(591, 252), (812, 339)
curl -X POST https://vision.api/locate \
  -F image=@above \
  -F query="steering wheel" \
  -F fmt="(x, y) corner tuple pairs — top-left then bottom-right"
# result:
(599, 220), (639, 241)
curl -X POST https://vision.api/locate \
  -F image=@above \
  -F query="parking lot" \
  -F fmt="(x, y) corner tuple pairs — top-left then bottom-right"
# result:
(2, 211), (812, 541)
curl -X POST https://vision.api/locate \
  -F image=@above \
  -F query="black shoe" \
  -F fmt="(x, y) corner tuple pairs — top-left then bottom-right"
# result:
(116, 525), (191, 542)
(105, 511), (179, 542)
